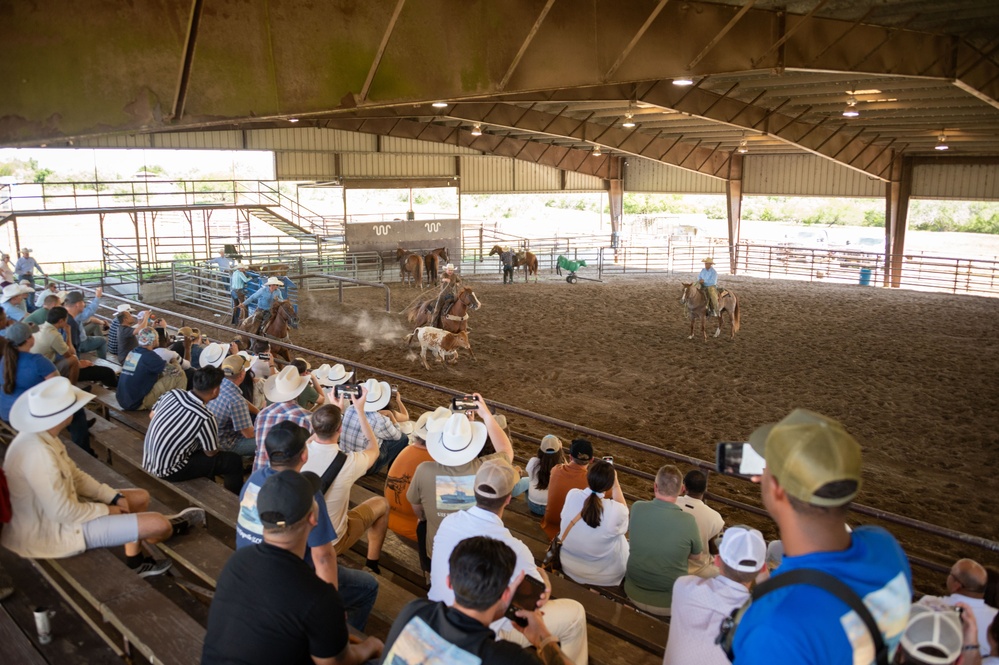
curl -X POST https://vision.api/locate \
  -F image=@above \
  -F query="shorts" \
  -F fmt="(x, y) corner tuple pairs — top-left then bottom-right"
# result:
(333, 503), (377, 556)
(82, 513), (140, 549)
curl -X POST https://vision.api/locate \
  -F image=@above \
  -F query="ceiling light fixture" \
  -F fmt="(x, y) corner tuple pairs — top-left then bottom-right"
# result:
(737, 139), (749, 154)
(672, 77), (694, 86)
(432, 101), (449, 108)
(622, 113), (636, 128)
(470, 123), (482, 136)
(592, 145), (603, 157)
(842, 97), (859, 118)
(288, 118), (299, 123)
(935, 134), (949, 151)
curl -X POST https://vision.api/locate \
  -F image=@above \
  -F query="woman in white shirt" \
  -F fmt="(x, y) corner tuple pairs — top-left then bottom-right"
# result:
(524, 434), (565, 516)
(558, 459), (629, 586)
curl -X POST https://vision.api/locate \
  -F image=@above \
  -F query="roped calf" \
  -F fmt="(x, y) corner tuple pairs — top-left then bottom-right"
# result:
(405, 326), (471, 370)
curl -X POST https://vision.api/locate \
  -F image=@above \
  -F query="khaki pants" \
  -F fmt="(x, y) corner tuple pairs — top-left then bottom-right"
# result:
(333, 504), (378, 556)
(495, 598), (589, 664)
(704, 285), (719, 313)
(139, 362), (187, 410)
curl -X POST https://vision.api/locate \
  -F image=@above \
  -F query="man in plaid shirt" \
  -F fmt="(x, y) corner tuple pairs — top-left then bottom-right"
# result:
(340, 378), (410, 476)
(253, 366), (313, 471)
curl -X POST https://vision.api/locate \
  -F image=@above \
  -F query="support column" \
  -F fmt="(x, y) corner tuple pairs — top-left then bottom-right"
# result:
(608, 178), (623, 258)
(884, 155), (913, 288)
(726, 153), (744, 274)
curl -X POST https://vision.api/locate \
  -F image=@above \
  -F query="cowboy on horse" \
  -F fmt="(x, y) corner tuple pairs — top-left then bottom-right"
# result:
(238, 276), (286, 335)
(429, 263), (462, 328)
(698, 257), (720, 317)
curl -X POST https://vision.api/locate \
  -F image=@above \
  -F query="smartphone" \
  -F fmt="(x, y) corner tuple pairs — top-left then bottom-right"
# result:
(334, 383), (363, 399)
(451, 394), (478, 411)
(391, 385), (399, 397)
(716, 442), (766, 478)
(258, 353), (270, 360)
(201, 334), (209, 344)
(504, 575), (546, 627)
(602, 456), (614, 465)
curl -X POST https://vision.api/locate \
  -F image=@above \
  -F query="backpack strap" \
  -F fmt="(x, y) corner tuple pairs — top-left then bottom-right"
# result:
(319, 451), (348, 494)
(751, 569), (889, 665)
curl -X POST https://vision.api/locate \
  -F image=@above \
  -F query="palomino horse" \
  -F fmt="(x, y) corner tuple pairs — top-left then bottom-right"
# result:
(396, 248), (424, 288)
(680, 282), (741, 341)
(424, 247), (449, 286)
(402, 286), (481, 359)
(488, 244), (538, 283)
(238, 298), (300, 360)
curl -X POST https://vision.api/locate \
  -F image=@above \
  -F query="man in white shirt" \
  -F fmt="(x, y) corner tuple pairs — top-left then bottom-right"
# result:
(678, 469), (725, 576)
(918, 558), (998, 658)
(663, 525), (767, 665)
(300, 398), (389, 574)
(428, 458), (589, 665)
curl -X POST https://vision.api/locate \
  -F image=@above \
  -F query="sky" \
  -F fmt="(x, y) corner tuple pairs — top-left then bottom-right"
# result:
(0, 148), (275, 181)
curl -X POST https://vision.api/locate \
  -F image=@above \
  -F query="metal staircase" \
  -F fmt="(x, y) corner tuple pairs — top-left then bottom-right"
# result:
(235, 181), (344, 243)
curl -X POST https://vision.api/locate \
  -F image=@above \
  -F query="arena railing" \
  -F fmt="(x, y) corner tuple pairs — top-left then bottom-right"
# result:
(53, 282), (999, 583)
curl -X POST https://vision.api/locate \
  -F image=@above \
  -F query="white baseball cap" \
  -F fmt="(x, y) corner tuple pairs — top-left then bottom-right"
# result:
(718, 525), (767, 573)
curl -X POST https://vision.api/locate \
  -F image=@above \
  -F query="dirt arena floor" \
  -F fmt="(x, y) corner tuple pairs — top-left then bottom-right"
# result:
(171, 268), (999, 589)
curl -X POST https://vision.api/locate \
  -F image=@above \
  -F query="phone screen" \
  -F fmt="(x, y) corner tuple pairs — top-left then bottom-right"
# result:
(716, 442), (766, 478)
(504, 575), (546, 626)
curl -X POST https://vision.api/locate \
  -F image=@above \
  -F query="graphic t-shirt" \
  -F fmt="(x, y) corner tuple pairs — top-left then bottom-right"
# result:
(732, 526), (913, 665)
(385, 445), (434, 541)
(116, 347), (166, 410)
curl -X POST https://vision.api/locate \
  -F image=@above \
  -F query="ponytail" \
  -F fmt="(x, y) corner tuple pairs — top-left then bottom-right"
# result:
(580, 492), (604, 529)
(580, 459), (615, 529)
(2, 339), (19, 395)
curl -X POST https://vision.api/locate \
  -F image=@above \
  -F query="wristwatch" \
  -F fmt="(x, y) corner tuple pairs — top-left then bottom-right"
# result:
(111, 493), (124, 506)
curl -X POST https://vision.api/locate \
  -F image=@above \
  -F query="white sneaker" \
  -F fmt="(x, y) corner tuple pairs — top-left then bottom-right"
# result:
(167, 507), (206, 536)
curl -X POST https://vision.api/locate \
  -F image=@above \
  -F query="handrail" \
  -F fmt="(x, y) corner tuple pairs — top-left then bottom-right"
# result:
(55, 280), (999, 563)
(291, 272), (392, 312)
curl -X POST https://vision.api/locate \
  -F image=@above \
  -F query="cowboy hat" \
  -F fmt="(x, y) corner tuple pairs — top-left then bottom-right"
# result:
(11, 377), (95, 433)
(361, 377), (392, 412)
(702, 257), (716, 264)
(426, 412), (487, 467)
(1, 284), (32, 303)
(412, 406), (451, 442)
(313, 363), (353, 388)
(198, 342), (227, 368)
(177, 326), (200, 338)
(264, 365), (310, 403)
(20, 248), (31, 253)
(264, 276), (284, 287)
(115, 303), (135, 314)
(443, 263), (455, 271)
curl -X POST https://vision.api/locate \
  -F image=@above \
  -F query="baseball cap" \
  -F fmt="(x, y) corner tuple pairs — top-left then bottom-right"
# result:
(570, 438), (593, 462)
(749, 409), (862, 507)
(221, 354), (249, 376)
(257, 470), (322, 529)
(899, 605), (963, 665)
(474, 459), (518, 499)
(63, 291), (85, 305)
(718, 525), (767, 573)
(4, 322), (32, 346)
(265, 421), (310, 464)
(541, 434), (562, 454)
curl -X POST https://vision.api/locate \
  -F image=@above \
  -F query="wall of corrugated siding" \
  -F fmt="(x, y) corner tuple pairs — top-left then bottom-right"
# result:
(625, 159), (726, 194)
(743, 154), (883, 197)
(563, 170), (606, 191)
(513, 160), (561, 192)
(245, 127), (376, 153)
(151, 130), (243, 150)
(912, 163), (999, 200)
(275, 152), (336, 180)
(340, 153), (455, 178)
(380, 135), (480, 155)
(461, 156), (514, 192)
(76, 134), (153, 148)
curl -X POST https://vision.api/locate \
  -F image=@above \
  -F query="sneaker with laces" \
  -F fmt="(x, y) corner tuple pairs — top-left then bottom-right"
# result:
(134, 558), (172, 578)
(167, 507), (207, 537)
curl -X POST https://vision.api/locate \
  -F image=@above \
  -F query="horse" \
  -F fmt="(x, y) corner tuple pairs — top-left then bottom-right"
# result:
(680, 282), (741, 341)
(489, 244), (538, 283)
(238, 298), (300, 360)
(424, 247), (449, 286)
(396, 248), (424, 289)
(402, 286), (481, 359)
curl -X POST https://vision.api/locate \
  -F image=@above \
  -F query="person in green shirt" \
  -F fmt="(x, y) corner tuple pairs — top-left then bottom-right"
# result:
(291, 358), (325, 411)
(624, 464), (704, 616)
(24, 292), (64, 327)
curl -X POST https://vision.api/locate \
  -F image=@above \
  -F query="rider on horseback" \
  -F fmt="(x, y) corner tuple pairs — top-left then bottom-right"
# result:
(239, 276), (285, 334)
(698, 257), (720, 317)
(430, 263), (461, 328)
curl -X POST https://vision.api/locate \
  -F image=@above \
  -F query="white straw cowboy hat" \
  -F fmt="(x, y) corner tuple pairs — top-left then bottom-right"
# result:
(198, 342), (227, 368)
(412, 406), (452, 442)
(115, 303), (135, 314)
(443, 263), (455, 271)
(264, 365), (310, 403)
(11, 377), (95, 433)
(361, 378), (392, 412)
(1, 284), (32, 303)
(313, 363), (353, 388)
(264, 276), (284, 287)
(426, 412), (487, 467)
(702, 257), (716, 264)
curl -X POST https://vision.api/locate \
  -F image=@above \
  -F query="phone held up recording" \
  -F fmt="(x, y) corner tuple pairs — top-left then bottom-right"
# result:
(333, 383), (363, 400)
(504, 575), (546, 627)
(451, 394), (478, 411)
(716, 442), (766, 479)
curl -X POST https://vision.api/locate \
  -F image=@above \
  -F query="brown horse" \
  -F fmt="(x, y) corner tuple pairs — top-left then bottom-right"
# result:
(238, 298), (300, 359)
(680, 282), (740, 341)
(402, 286), (481, 359)
(396, 248), (424, 288)
(424, 247), (449, 286)
(489, 244), (538, 283)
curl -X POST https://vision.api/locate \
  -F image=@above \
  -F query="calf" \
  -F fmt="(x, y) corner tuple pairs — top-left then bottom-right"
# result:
(405, 326), (471, 370)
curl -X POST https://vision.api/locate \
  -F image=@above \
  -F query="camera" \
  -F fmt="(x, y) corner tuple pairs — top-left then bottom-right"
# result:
(334, 383), (363, 399)
(451, 394), (478, 411)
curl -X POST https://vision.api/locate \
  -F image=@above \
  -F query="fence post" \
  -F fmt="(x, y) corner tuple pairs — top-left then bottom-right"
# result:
(171, 262), (177, 301)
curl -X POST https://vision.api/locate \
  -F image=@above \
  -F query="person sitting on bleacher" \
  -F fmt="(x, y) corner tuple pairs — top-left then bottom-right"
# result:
(165, 326), (203, 369)
(384, 536), (574, 665)
(339, 378), (410, 476)
(429, 459), (589, 665)
(678, 469), (725, 577)
(252, 365), (313, 472)
(300, 399), (389, 574)
(23, 291), (64, 327)
(63, 289), (108, 360)
(116, 327), (186, 411)
(203, 470), (384, 665)
(558, 458), (629, 587)
(208, 354), (257, 459)
(541, 439), (593, 540)
(663, 525), (767, 665)
(236, 420), (379, 631)
(1, 377), (205, 577)
(142, 366), (244, 494)
(31, 306), (118, 390)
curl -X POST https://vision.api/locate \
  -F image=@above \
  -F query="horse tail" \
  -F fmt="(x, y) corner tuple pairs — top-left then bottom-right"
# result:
(415, 255), (424, 289)
(405, 328), (419, 346)
(732, 297), (741, 334)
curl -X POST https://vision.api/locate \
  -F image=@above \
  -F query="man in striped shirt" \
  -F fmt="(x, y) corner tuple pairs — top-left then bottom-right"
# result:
(252, 365), (313, 471)
(142, 367), (244, 494)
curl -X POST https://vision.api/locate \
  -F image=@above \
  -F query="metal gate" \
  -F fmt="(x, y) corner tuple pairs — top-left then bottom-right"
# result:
(172, 265), (298, 317)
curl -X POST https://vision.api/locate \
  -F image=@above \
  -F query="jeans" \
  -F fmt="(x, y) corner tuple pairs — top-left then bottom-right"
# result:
(227, 435), (257, 458)
(231, 289), (245, 324)
(365, 434), (409, 477)
(338, 566), (379, 631)
(526, 495), (546, 516)
(416, 519), (431, 573)
(78, 335), (108, 360)
(512, 477), (529, 498)
(163, 449), (244, 494)
(18, 274), (35, 288)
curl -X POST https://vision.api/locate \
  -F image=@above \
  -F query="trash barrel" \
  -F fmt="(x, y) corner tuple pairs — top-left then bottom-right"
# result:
(859, 267), (872, 286)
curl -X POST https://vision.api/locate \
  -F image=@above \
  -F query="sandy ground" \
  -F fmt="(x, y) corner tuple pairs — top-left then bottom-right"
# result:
(170, 267), (999, 588)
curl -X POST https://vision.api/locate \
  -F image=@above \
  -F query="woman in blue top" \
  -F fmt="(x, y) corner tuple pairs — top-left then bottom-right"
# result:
(0, 322), (93, 455)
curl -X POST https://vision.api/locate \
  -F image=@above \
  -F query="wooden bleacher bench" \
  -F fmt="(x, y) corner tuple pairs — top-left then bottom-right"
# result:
(0, 607), (48, 665)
